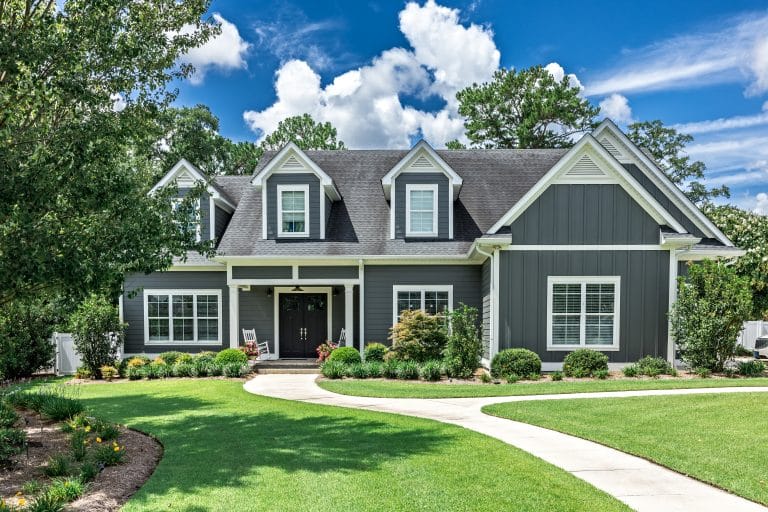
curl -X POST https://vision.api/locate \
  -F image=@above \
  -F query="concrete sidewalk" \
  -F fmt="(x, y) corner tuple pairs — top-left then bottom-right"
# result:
(244, 375), (768, 512)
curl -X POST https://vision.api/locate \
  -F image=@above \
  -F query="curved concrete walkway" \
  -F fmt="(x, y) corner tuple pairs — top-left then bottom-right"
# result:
(244, 375), (768, 512)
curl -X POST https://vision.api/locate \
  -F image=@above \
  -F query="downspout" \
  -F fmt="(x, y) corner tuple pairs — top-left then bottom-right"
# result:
(475, 246), (495, 368)
(359, 258), (365, 359)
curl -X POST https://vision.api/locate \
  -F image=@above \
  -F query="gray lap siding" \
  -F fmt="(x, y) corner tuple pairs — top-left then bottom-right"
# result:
(363, 265), (482, 345)
(498, 250), (670, 362)
(122, 271), (229, 354)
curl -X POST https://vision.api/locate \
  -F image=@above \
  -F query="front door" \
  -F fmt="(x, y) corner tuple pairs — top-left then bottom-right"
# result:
(279, 293), (328, 358)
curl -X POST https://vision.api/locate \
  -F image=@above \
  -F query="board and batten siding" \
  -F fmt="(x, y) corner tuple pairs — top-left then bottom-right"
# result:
(498, 250), (670, 362)
(266, 173), (321, 239)
(623, 164), (706, 238)
(363, 265), (482, 344)
(122, 271), (229, 354)
(509, 184), (660, 245)
(481, 259), (491, 360)
(394, 173), (450, 239)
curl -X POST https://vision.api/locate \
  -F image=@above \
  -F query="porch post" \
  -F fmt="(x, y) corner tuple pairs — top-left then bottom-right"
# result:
(229, 285), (239, 349)
(344, 284), (354, 347)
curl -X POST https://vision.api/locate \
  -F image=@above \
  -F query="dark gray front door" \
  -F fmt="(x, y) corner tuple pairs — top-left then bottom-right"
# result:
(279, 293), (328, 358)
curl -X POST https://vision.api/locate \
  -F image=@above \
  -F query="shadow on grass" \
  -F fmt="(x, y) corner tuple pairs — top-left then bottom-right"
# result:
(79, 385), (453, 501)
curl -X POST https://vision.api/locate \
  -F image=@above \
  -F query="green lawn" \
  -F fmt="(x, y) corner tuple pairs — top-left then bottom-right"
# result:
(74, 380), (628, 511)
(317, 376), (768, 398)
(484, 393), (768, 506)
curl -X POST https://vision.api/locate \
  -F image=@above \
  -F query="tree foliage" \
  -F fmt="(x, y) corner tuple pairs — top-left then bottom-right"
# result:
(703, 204), (768, 318)
(260, 114), (346, 152)
(0, 299), (59, 380)
(450, 66), (599, 149)
(627, 120), (729, 205)
(670, 260), (752, 372)
(70, 295), (125, 375)
(0, 0), (217, 306)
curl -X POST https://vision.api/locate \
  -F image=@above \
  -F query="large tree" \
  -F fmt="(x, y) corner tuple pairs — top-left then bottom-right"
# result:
(449, 65), (599, 149)
(627, 120), (729, 205)
(260, 113), (346, 151)
(0, 0), (218, 307)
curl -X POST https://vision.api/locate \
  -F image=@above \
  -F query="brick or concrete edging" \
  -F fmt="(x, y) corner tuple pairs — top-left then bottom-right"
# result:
(244, 375), (768, 512)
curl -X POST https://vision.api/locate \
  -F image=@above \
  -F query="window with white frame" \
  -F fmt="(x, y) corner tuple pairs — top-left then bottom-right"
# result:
(547, 277), (620, 350)
(393, 285), (452, 323)
(277, 184), (309, 236)
(405, 184), (438, 237)
(171, 197), (201, 242)
(144, 290), (221, 344)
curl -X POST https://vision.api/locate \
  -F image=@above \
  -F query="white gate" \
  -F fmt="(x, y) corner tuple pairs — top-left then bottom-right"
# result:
(53, 332), (81, 376)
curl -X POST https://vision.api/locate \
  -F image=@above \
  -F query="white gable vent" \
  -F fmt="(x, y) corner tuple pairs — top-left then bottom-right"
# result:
(176, 170), (196, 187)
(564, 154), (606, 177)
(408, 154), (434, 169)
(280, 155), (304, 170)
(599, 137), (623, 159)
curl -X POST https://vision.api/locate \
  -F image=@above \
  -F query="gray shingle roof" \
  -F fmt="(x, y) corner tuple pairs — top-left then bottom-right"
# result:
(212, 175), (251, 205)
(217, 149), (567, 257)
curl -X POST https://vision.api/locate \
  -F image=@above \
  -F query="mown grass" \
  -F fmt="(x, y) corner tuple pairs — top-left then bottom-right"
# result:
(74, 380), (628, 511)
(485, 392), (768, 505)
(317, 376), (768, 398)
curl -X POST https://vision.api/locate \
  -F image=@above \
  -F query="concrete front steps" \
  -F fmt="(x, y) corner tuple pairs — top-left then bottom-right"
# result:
(251, 359), (320, 374)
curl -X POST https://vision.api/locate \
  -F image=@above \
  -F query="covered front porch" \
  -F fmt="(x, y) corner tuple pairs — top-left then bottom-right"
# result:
(227, 264), (361, 359)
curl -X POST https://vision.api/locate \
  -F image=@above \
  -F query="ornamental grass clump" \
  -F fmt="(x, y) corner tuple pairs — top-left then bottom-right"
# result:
(321, 361), (346, 379)
(223, 363), (246, 378)
(172, 362), (194, 378)
(419, 360), (442, 381)
(396, 361), (420, 380)
(737, 360), (766, 377)
(46, 477), (85, 503)
(346, 363), (369, 379)
(365, 361), (384, 378)
(383, 360), (399, 379)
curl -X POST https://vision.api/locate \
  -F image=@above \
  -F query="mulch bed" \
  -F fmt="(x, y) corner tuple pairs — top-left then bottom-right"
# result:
(1, 410), (162, 511)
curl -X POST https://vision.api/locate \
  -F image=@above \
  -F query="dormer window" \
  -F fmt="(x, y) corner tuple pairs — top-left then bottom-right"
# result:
(172, 197), (201, 242)
(277, 184), (309, 237)
(406, 184), (438, 237)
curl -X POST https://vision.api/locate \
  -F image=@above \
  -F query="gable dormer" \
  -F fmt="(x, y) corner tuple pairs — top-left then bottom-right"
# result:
(381, 140), (463, 240)
(150, 158), (236, 243)
(251, 143), (341, 240)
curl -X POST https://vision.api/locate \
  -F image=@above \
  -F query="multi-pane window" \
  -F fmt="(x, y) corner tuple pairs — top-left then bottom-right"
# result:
(548, 277), (619, 349)
(393, 286), (452, 323)
(406, 184), (438, 236)
(145, 291), (221, 344)
(171, 198), (201, 242)
(278, 185), (309, 236)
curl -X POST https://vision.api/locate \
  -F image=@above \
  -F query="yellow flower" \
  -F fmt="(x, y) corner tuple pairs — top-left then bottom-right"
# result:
(18, 498), (26, 506)
(96, 437), (102, 443)
(113, 446), (120, 452)
(84, 426), (91, 432)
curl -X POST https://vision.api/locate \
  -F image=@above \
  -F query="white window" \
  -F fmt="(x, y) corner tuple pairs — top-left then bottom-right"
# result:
(172, 197), (201, 242)
(277, 184), (309, 237)
(405, 184), (438, 237)
(144, 290), (222, 344)
(547, 276), (620, 351)
(392, 285), (453, 324)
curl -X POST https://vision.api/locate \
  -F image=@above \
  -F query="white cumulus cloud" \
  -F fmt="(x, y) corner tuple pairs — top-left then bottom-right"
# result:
(544, 62), (583, 90)
(754, 192), (768, 214)
(243, 0), (499, 148)
(180, 14), (251, 85)
(598, 94), (633, 124)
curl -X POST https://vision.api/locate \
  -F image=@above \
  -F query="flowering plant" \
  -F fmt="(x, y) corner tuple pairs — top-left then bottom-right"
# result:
(241, 341), (260, 358)
(316, 341), (338, 362)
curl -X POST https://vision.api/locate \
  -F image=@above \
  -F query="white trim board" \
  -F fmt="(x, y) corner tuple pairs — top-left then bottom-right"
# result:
(488, 134), (687, 235)
(593, 119), (733, 247)
(272, 286), (333, 359)
(504, 245), (664, 251)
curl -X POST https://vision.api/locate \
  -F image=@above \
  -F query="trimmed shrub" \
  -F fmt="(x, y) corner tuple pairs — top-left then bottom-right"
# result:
(383, 360), (399, 379)
(194, 351), (217, 364)
(74, 367), (92, 380)
(172, 362), (194, 377)
(563, 349), (608, 377)
(328, 347), (362, 365)
(737, 360), (766, 377)
(635, 356), (672, 376)
(388, 309), (448, 362)
(0, 299), (57, 380)
(443, 304), (482, 378)
(69, 294), (125, 376)
(594, 368), (610, 380)
(396, 361), (420, 380)
(223, 363), (246, 378)
(364, 343), (388, 362)
(622, 364), (639, 377)
(491, 349), (541, 379)
(346, 363), (370, 379)
(550, 371), (563, 381)
(208, 363), (224, 377)
(99, 365), (118, 381)
(365, 361), (384, 378)
(144, 362), (168, 379)
(126, 366), (143, 380)
(192, 359), (210, 377)
(158, 351), (184, 365)
(214, 349), (248, 366)
(321, 361), (346, 379)
(419, 360), (442, 381)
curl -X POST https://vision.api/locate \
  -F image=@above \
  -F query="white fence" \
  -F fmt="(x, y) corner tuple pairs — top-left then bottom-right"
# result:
(737, 321), (768, 350)
(53, 332), (81, 375)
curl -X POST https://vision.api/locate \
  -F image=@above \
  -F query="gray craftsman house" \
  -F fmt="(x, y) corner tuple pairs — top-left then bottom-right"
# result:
(120, 120), (742, 369)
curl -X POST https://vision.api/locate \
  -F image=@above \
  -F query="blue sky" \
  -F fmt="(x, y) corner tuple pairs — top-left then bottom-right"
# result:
(174, 0), (768, 212)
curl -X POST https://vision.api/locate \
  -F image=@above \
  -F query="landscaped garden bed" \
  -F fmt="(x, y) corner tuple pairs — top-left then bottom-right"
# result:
(0, 385), (161, 511)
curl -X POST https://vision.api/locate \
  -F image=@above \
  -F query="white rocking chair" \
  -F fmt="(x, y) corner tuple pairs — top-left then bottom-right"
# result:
(242, 328), (270, 359)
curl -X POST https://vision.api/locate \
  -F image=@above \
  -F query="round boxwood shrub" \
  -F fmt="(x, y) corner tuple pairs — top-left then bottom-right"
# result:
(328, 347), (362, 365)
(419, 360), (442, 381)
(491, 349), (541, 379)
(364, 343), (388, 362)
(563, 349), (608, 377)
(635, 356), (672, 376)
(214, 348), (248, 366)
(396, 361), (420, 380)
(321, 360), (346, 379)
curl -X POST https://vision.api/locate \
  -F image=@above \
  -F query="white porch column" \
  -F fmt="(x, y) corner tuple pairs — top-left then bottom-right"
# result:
(344, 284), (354, 347)
(667, 250), (678, 366)
(229, 285), (239, 349)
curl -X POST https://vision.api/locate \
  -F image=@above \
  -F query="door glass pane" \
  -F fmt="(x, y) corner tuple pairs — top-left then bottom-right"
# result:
(306, 296), (326, 312)
(280, 295), (300, 312)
